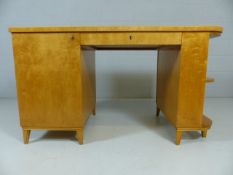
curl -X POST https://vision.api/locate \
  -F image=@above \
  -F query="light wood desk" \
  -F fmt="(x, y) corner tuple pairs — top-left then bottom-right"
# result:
(9, 26), (223, 145)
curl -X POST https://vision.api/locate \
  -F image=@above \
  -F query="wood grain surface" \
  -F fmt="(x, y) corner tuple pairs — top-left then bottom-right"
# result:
(10, 26), (222, 145)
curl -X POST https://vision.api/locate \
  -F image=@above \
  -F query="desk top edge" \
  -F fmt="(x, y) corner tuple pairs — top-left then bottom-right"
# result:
(9, 26), (223, 33)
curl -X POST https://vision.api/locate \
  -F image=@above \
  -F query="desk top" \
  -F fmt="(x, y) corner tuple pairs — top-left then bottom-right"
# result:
(9, 26), (223, 33)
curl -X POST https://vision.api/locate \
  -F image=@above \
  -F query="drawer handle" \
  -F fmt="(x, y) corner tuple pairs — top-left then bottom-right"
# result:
(129, 35), (133, 40)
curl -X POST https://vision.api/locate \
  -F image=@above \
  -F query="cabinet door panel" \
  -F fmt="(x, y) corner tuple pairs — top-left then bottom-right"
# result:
(13, 33), (84, 128)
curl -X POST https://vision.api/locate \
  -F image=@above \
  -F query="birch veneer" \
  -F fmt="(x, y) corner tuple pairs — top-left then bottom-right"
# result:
(9, 26), (223, 145)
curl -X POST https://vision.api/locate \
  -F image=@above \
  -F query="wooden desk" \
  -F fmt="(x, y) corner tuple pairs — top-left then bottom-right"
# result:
(9, 26), (223, 145)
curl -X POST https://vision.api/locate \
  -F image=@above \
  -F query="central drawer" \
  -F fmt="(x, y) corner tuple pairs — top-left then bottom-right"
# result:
(80, 32), (182, 46)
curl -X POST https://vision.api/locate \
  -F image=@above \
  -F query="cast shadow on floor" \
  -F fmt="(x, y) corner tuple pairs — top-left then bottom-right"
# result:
(29, 100), (202, 144)
(82, 100), (202, 144)
(29, 131), (77, 143)
(0, 99), (202, 144)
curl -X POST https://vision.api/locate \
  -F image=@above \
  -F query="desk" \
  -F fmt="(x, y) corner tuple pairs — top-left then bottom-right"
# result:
(9, 26), (223, 145)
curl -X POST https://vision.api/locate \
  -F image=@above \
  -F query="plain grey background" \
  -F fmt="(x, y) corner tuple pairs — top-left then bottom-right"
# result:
(0, 0), (232, 98)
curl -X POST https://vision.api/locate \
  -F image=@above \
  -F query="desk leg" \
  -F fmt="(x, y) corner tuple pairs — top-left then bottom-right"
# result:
(201, 129), (208, 138)
(76, 128), (83, 145)
(176, 130), (183, 145)
(23, 129), (31, 144)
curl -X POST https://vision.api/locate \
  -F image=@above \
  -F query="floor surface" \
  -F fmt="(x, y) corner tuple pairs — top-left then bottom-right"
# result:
(0, 98), (233, 175)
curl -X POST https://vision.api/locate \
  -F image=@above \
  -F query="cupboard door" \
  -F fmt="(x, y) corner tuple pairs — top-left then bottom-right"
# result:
(13, 33), (84, 128)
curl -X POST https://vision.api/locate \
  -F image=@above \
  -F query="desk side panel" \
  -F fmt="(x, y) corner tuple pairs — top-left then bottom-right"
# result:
(80, 47), (96, 122)
(12, 33), (84, 128)
(156, 47), (181, 126)
(177, 32), (209, 128)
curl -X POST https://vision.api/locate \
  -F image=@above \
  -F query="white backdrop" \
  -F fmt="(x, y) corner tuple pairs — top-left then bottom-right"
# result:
(0, 0), (232, 98)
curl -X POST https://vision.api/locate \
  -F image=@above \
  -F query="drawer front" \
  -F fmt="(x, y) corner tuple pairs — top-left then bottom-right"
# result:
(81, 32), (182, 46)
